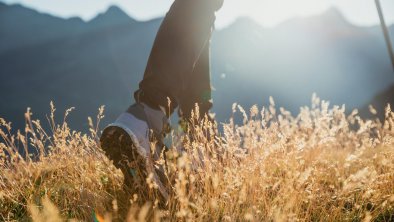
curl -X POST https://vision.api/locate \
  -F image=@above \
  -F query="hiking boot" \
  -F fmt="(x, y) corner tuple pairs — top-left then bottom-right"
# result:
(100, 103), (170, 201)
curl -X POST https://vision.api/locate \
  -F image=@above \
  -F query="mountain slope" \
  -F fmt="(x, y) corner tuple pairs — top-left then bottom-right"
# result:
(0, 3), (86, 53)
(212, 14), (394, 118)
(0, 3), (162, 130)
(360, 83), (394, 120)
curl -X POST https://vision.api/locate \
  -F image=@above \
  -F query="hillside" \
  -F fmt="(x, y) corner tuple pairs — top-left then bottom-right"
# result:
(1, 2), (394, 131)
(360, 83), (394, 119)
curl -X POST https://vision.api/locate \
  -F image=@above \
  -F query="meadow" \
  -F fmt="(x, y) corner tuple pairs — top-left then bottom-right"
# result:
(1, 95), (393, 221)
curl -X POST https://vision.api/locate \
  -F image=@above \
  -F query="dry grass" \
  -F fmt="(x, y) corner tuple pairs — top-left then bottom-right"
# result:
(1, 95), (394, 221)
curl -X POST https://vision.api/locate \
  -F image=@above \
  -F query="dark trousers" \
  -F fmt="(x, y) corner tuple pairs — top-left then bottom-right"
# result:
(134, 0), (222, 119)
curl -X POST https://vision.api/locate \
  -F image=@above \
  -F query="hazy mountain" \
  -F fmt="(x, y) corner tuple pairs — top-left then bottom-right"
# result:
(0, 2), (84, 53)
(0, 2), (393, 132)
(212, 8), (394, 119)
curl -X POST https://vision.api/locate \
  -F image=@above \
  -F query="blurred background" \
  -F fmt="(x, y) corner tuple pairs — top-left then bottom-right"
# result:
(0, 0), (393, 131)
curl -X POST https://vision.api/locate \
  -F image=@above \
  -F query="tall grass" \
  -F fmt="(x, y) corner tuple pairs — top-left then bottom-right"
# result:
(1, 95), (393, 221)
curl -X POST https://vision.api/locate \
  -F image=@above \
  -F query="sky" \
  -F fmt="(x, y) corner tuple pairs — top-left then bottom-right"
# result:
(2, 0), (394, 28)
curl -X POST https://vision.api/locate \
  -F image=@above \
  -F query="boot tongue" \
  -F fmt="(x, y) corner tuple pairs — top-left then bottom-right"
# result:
(141, 103), (169, 138)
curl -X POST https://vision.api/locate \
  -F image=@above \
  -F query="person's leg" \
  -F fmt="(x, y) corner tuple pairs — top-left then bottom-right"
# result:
(135, 0), (223, 116)
(178, 40), (213, 120)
